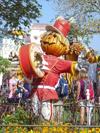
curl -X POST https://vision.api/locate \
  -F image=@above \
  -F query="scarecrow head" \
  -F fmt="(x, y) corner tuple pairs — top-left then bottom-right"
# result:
(40, 16), (71, 57)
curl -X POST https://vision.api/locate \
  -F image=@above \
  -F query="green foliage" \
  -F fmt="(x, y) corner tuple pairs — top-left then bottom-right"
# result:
(0, 0), (42, 31)
(52, 0), (100, 35)
(0, 56), (11, 73)
(68, 23), (90, 44)
(68, 23), (80, 41)
(2, 106), (30, 125)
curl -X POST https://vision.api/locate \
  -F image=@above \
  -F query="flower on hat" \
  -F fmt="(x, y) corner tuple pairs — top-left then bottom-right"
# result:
(69, 17), (76, 24)
(56, 16), (64, 20)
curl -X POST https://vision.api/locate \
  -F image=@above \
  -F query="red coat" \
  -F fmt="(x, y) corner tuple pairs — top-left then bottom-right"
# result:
(31, 55), (74, 102)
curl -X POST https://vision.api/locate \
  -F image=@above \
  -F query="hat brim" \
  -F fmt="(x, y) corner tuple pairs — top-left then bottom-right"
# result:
(46, 25), (65, 38)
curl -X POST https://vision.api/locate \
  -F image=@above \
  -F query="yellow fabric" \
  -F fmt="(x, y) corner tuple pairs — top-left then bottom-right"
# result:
(16, 66), (23, 80)
(96, 56), (99, 62)
(71, 61), (79, 76)
(66, 62), (79, 92)
(67, 73), (73, 91)
(85, 51), (100, 63)
(89, 55), (100, 63)
(98, 56), (100, 62)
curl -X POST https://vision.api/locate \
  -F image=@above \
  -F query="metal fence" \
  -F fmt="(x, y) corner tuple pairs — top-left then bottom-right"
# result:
(53, 102), (100, 125)
(0, 102), (100, 133)
(0, 102), (100, 124)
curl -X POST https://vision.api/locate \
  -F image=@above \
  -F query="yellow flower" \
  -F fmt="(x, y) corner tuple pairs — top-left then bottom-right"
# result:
(91, 128), (96, 132)
(96, 128), (100, 133)
(42, 127), (49, 133)
(28, 129), (34, 133)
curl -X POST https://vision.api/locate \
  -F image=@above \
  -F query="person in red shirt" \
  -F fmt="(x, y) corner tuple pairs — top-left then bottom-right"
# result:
(76, 67), (94, 125)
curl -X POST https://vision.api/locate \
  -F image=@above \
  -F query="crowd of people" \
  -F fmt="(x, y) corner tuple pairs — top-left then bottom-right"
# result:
(71, 62), (100, 125)
(0, 71), (31, 104)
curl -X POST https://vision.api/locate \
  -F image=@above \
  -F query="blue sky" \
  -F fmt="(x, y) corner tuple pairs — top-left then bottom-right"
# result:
(38, 0), (100, 53)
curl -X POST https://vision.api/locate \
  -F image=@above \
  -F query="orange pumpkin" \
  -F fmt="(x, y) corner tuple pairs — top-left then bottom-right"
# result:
(40, 32), (69, 56)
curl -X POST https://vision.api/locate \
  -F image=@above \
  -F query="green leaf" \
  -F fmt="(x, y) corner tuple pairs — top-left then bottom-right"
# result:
(0, 0), (42, 32)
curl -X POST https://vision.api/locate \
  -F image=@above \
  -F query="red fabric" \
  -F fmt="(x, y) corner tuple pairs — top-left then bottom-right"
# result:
(19, 45), (34, 79)
(31, 55), (72, 101)
(97, 68), (100, 71)
(89, 81), (94, 99)
(79, 80), (94, 100)
(54, 19), (70, 37)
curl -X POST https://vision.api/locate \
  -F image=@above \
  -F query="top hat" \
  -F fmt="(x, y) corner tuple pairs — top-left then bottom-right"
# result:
(46, 16), (71, 38)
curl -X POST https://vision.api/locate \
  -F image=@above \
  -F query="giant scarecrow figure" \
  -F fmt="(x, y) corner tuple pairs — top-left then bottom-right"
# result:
(19, 17), (86, 121)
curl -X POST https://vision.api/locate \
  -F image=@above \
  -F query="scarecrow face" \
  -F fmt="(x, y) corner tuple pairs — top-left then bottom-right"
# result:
(40, 31), (69, 56)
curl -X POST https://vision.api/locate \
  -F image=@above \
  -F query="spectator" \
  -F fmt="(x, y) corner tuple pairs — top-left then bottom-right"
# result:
(16, 79), (31, 101)
(88, 63), (97, 99)
(7, 72), (18, 103)
(96, 63), (100, 104)
(15, 80), (24, 99)
(0, 73), (3, 90)
(23, 78), (31, 99)
(76, 68), (94, 125)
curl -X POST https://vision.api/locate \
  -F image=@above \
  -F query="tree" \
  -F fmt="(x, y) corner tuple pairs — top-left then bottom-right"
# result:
(0, 56), (11, 73)
(52, 0), (100, 35)
(0, 0), (42, 33)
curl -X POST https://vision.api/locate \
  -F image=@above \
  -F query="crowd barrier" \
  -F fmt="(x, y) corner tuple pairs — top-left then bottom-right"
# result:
(0, 102), (100, 133)
(0, 102), (100, 124)
(53, 102), (100, 125)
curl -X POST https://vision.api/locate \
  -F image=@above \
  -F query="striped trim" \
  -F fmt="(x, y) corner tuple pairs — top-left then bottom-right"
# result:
(32, 85), (55, 90)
